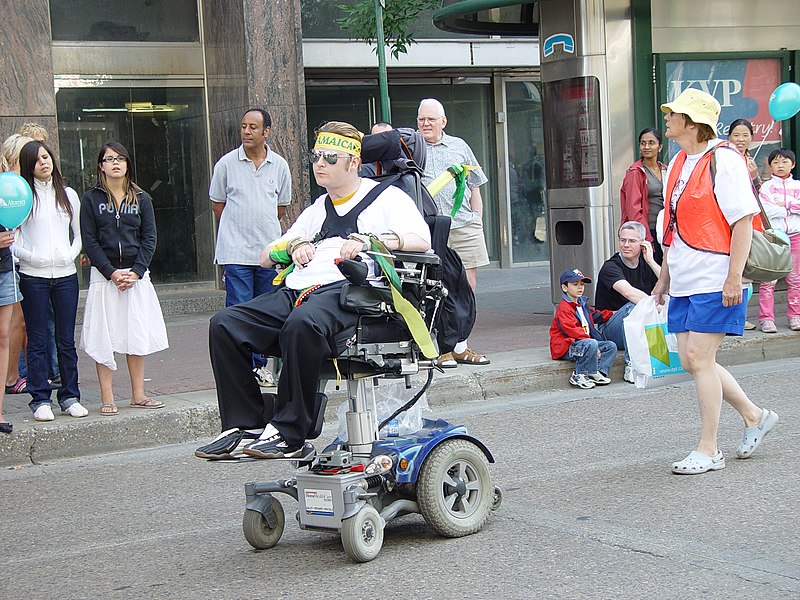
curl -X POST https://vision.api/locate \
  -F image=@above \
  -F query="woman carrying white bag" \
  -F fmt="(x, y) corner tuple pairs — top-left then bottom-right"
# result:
(654, 88), (779, 475)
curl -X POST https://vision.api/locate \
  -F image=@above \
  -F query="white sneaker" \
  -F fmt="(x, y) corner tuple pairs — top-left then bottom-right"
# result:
(62, 402), (89, 418)
(589, 372), (611, 385)
(623, 364), (635, 384)
(253, 366), (275, 388)
(569, 372), (595, 389)
(33, 404), (55, 421)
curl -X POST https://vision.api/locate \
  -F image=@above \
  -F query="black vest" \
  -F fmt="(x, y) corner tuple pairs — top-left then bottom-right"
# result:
(313, 178), (396, 242)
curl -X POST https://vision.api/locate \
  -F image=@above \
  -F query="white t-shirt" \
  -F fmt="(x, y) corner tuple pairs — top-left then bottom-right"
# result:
(270, 178), (430, 290)
(666, 139), (759, 296)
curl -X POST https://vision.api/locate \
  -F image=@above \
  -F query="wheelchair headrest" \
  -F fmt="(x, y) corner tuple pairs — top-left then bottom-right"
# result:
(361, 130), (402, 164)
(361, 127), (427, 170)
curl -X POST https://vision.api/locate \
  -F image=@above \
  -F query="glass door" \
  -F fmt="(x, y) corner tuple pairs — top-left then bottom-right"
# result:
(504, 79), (548, 264)
(55, 84), (213, 285)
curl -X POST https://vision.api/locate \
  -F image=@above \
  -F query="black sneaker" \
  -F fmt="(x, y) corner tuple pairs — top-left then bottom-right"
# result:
(195, 428), (251, 460)
(242, 429), (303, 459)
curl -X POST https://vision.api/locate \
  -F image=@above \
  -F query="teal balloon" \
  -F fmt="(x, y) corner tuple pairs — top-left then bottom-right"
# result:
(768, 82), (800, 121)
(0, 172), (33, 229)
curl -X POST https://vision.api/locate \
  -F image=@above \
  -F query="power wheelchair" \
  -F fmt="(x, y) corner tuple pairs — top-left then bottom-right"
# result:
(240, 129), (502, 562)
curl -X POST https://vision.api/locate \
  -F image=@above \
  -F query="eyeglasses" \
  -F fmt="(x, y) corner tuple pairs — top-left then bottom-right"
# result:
(102, 156), (127, 164)
(308, 150), (351, 165)
(416, 117), (443, 124)
(639, 140), (659, 147)
(619, 237), (643, 246)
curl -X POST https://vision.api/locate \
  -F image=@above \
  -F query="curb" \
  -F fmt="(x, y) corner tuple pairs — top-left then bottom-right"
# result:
(2, 331), (798, 468)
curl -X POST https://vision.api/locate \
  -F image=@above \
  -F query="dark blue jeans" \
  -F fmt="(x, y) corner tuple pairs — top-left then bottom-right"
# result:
(224, 264), (280, 369)
(18, 303), (60, 381)
(597, 301), (635, 364)
(19, 273), (80, 411)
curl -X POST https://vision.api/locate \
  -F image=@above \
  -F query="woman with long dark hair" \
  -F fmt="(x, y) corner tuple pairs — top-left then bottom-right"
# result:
(79, 141), (168, 415)
(15, 140), (86, 421)
(620, 127), (668, 264)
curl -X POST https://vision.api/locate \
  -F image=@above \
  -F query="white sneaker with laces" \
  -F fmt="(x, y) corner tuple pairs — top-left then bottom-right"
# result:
(253, 366), (275, 388)
(62, 402), (89, 418)
(33, 404), (55, 421)
(623, 364), (635, 384)
(569, 372), (595, 389)
(589, 372), (611, 385)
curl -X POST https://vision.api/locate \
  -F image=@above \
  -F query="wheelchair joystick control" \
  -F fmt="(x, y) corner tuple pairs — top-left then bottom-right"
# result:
(335, 257), (369, 285)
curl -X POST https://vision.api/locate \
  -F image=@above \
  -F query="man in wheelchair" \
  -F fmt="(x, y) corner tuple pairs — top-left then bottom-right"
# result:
(196, 121), (431, 460)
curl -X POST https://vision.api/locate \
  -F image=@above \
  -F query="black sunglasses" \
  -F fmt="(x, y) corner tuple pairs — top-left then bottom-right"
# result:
(308, 150), (351, 165)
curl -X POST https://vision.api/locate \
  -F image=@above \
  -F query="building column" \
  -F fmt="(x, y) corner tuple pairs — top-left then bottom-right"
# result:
(202, 0), (309, 220)
(0, 1), (59, 149)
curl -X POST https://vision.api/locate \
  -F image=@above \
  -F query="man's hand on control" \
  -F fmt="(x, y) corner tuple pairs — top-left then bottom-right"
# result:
(340, 238), (367, 260)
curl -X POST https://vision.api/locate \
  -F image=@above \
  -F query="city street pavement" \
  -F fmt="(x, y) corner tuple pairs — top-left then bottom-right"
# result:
(0, 357), (797, 599)
(1, 265), (798, 467)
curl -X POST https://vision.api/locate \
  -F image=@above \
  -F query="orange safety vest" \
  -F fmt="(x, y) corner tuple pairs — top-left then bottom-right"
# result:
(662, 141), (751, 255)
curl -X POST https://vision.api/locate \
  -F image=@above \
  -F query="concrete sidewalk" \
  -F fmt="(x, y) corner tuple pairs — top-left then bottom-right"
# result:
(1, 265), (797, 467)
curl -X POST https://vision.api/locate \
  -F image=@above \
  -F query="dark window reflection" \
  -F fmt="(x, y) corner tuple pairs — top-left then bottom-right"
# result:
(56, 87), (213, 285)
(49, 1), (199, 42)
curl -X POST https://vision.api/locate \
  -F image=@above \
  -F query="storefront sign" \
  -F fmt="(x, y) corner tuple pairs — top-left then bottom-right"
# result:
(665, 58), (783, 153)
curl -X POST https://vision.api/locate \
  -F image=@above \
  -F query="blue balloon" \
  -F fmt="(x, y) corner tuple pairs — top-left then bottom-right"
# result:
(0, 172), (33, 229)
(768, 82), (800, 121)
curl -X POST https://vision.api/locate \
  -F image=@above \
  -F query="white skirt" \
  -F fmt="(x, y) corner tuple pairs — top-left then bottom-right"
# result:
(80, 267), (169, 370)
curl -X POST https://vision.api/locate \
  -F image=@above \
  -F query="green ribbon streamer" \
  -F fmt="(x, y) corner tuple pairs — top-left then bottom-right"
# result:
(368, 236), (437, 359)
(448, 164), (468, 218)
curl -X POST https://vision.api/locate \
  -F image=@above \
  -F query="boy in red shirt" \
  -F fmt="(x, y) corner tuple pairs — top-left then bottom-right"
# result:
(549, 268), (618, 389)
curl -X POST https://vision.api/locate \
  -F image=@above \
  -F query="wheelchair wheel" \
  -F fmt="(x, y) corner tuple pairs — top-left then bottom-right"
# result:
(417, 439), (493, 538)
(341, 505), (384, 562)
(243, 502), (285, 550)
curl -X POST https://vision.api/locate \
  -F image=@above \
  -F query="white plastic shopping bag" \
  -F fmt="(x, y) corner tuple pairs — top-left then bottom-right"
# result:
(623, 295), (688, 389)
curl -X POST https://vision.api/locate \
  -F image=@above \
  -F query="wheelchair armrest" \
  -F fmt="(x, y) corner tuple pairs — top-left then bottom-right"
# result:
(393, 251), (440, 265)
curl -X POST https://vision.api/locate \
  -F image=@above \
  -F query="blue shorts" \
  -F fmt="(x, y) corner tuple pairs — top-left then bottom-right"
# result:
(668, 292), (746, 336)
(0, 269), (22, 307)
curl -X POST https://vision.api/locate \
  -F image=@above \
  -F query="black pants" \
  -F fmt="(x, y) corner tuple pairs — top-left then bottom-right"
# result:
(209, 281), (358, 446)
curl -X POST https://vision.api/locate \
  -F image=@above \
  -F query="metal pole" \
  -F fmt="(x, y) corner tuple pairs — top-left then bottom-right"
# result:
(374, 0), (391, 123)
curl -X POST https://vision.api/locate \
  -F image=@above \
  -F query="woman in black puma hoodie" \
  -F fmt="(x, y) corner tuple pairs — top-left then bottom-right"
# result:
(79, 141), (168, 415)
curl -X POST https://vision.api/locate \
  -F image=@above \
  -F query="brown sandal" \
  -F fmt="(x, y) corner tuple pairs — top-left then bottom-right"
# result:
(452, 348), (491, 365)
(130, 398), (165, 409)
(99, 403), (119, 416)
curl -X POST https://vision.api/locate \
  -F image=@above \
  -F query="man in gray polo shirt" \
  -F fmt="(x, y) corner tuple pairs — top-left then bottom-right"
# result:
(210, 107), (291, 385)
(418, 98), (490, 368)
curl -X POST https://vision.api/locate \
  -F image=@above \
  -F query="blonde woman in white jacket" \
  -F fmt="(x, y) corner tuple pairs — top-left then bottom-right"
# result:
(15, 140), (86, 421)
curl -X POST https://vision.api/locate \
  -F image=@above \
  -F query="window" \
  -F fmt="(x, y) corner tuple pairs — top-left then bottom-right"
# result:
(49, 0), (199, 42)
(56, 86), (213, 284)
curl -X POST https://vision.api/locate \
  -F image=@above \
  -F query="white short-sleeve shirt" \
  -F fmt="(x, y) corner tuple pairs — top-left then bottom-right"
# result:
(666, 139), (759, 296)
(270, 178), (430, 290)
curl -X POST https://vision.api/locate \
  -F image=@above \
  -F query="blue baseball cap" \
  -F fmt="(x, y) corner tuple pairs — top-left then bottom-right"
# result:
(559, 268), (592, 286)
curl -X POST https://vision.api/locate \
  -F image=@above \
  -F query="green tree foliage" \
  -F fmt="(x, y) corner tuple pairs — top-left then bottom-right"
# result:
(337, 0), (439, 59)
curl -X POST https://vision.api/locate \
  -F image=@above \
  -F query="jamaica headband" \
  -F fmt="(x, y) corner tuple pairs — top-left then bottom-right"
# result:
(314, 132), (361, 157)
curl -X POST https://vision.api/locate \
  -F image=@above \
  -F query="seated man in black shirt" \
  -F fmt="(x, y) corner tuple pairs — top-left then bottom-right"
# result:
(595, 221), (661, 382)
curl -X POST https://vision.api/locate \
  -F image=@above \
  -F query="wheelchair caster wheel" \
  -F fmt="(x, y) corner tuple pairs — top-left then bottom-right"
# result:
(417, 439), (493, 538)
(341, 505), (384, 562)
(492, 486), (503, 510)
(243, 502), (285, 550)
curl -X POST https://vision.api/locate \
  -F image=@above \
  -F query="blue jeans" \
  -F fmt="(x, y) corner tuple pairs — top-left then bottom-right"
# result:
(18, 303), (60, 381)
(567, 338), (617, 376)
(597, 301), (635, 364)
(223, 264), (280, 368)
(19, 273), (80, 411)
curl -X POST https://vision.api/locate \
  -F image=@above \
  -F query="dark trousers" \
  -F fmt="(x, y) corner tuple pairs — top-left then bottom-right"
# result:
(209, 281), (357, 446)
(19, 273), (80, 410)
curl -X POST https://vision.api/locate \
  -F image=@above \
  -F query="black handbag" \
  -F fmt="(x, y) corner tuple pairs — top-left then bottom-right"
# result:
(339, 283), (393, 316)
